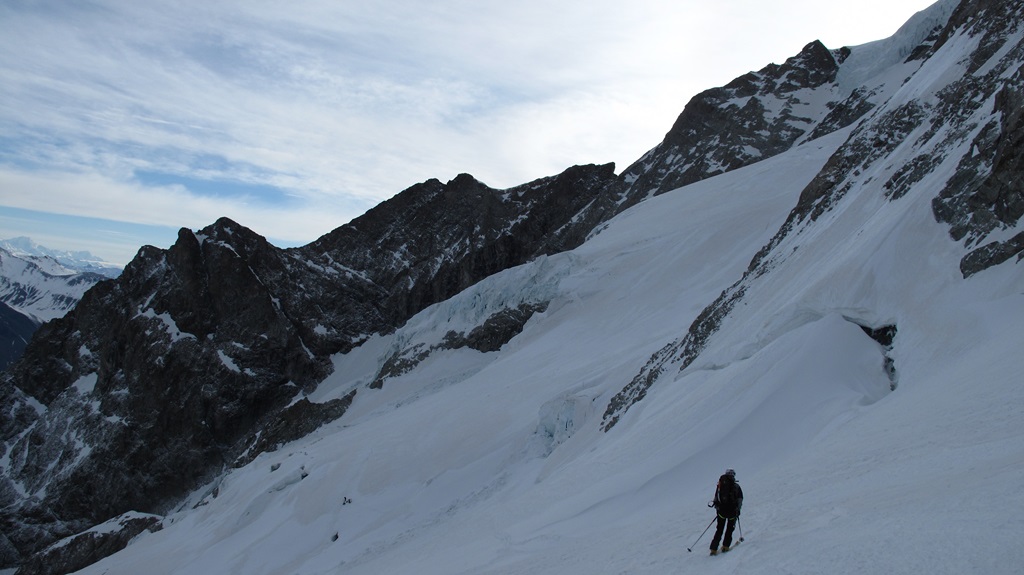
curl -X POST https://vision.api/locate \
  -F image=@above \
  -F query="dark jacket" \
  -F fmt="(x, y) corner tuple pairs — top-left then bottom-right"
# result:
(714, 474), (743, 518)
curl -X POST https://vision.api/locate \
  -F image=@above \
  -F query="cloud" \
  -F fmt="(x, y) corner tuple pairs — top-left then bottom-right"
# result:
(0, 168), (359, 246)
(0, 0), (939, 262)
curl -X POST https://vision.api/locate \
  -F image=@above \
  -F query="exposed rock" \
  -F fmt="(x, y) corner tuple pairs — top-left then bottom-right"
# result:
(602, 283), (747, 431)
(234, 391), (357, 467)
(619, 40), (850, 200)
(856, 323), (899, 391)
(14, 512), (161, 575)
(792, 102), (929, 230)
(934, 63), (1024, 268)
(371, 344), (433, 389)
(302, 164), (618, 332)
(372, 302), (549, 388)
(807, 86), (876, 142)
(858, 324), (897, 348)
(447, 302), (550, 353)
(917, 0), (1024, 264)
(960, 231), (1024, 277)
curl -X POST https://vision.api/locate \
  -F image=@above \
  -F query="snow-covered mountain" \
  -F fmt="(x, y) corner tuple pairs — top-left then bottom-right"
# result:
(0, 247), (109, 324)
(3, 0), (1024, 573)
(0, 237), (122, 279)
(0, 245), (113, 370)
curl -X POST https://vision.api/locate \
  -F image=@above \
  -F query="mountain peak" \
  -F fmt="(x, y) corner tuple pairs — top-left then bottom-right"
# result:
(198, 216), (262, 243)
(446, 172), (484, 188)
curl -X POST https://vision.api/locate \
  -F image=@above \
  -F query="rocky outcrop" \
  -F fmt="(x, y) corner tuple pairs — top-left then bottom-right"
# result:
(234, 391), (357, 468)
(911, 0), (1024, 276)
(934, 60), (1024, 275)
(371, 301), (550, 389)
(14, 512), (161, 575)
(0, 224), (322, 563)
(960, 231), (1024, 277)
(857, 323), (899, 391)
(450, 302), (550, 353)
(618, 40), (852, 201)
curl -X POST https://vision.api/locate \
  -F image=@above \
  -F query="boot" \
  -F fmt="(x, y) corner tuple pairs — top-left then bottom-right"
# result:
(722, 545), (731, 553)
(709, 548), (718, 556)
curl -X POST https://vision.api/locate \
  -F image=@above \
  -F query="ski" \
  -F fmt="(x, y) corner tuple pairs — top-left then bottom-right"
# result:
(722, 539), (742, 552)
(710, 538), (743, 556)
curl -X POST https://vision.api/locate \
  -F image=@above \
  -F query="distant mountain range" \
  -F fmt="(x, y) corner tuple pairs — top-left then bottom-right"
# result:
(0, 239), (122, 370)
(0, 237), (122, 279)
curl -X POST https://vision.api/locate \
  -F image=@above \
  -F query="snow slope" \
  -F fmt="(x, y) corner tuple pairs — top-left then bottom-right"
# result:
(73, 100), (1024, 574)
(65, 1), (1024, 572)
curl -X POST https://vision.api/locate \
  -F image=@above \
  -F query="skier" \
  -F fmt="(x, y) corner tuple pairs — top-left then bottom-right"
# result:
(709, 468), (743, 555)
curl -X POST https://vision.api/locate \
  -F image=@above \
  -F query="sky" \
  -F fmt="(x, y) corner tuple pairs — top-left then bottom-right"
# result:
(0, 0), (939, 265)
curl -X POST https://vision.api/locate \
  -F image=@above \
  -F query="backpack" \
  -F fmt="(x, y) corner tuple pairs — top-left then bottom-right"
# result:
(716, 474), (739, 513)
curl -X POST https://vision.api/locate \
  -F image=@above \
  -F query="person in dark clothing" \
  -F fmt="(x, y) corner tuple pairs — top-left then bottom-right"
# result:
(709, 468), (743, 555)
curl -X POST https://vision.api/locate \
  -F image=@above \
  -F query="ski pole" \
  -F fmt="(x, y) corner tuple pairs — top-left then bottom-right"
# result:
(738, 517), (744, 542)
(687, 517), (717, 552)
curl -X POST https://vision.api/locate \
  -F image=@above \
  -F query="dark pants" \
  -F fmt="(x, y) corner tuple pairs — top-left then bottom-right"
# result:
(710, 515), (736, 550)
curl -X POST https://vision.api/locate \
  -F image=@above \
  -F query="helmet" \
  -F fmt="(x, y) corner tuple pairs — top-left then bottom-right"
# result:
(725, 469), (736, 477)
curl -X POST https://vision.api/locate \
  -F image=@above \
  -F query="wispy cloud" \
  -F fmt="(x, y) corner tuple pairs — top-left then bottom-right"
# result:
(0, 168), (350, 243)
(0, 0), (938, 263)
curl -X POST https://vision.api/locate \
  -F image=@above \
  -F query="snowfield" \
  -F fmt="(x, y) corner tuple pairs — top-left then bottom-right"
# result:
(72, 112), (1024, 573)
(65, 0), (1024, 572)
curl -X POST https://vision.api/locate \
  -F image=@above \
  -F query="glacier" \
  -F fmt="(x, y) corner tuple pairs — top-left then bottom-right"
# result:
(73, 78), (1023, 575)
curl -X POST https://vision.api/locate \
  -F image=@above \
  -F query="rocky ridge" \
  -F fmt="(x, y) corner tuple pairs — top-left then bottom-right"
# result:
(602, 0), (1023, 430)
